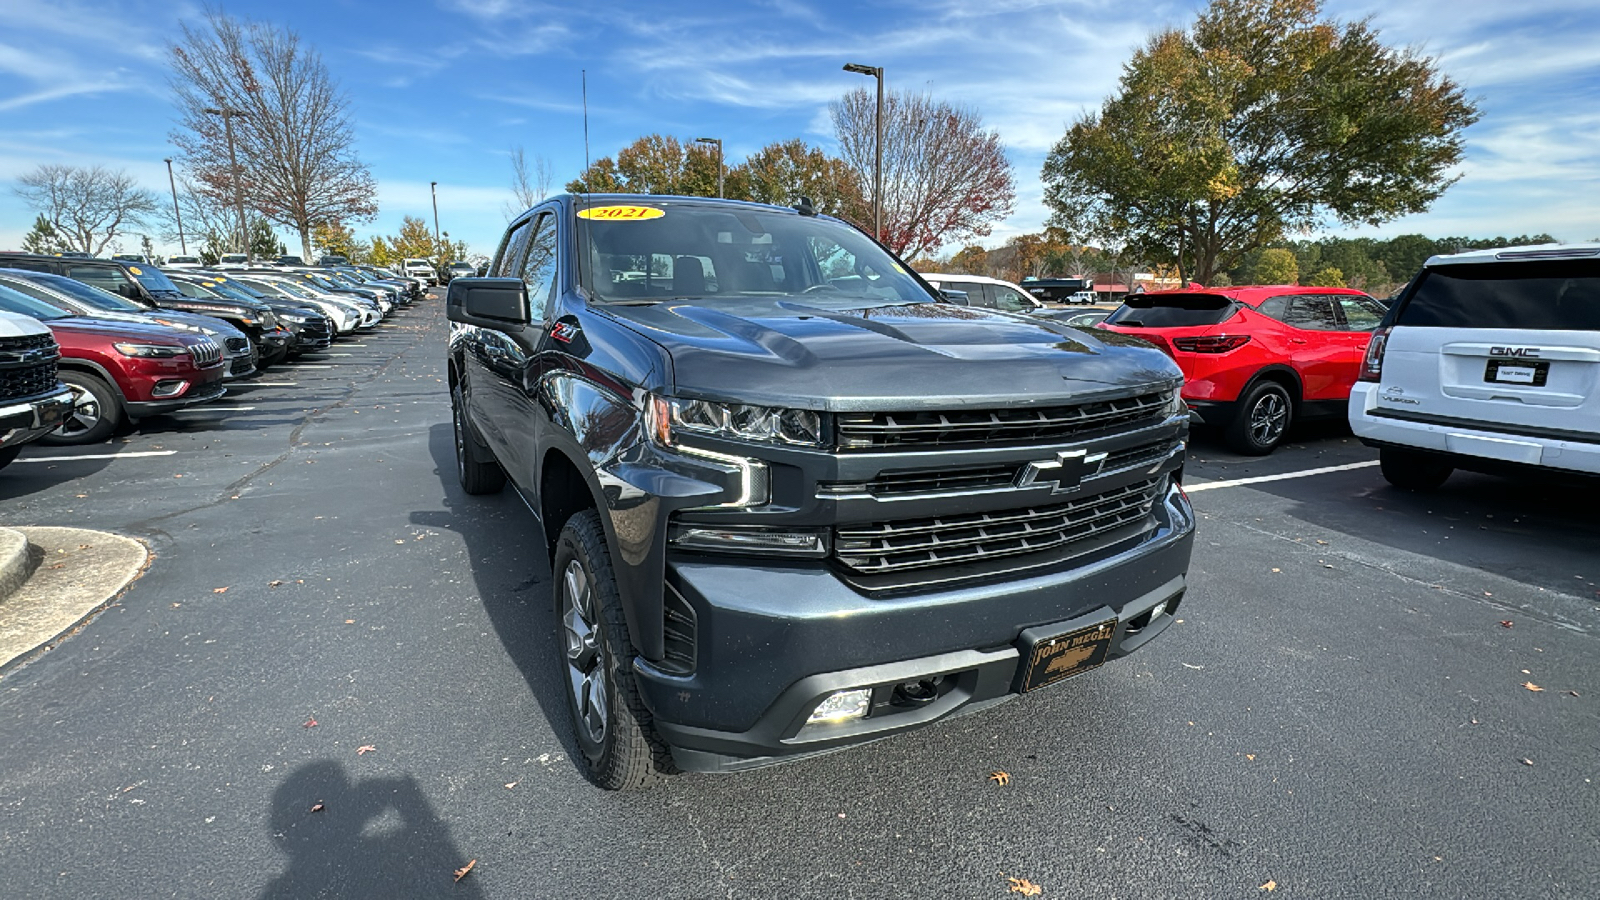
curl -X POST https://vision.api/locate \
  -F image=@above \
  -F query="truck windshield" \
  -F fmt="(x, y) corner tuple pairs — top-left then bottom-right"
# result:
(126, 264), (183, 296)
(576, 201), (932, 305)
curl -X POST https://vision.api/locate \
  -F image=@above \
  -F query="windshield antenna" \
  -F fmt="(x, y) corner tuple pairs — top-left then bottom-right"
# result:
(582, 69), (591, 197)
(793, 196), (816, 217)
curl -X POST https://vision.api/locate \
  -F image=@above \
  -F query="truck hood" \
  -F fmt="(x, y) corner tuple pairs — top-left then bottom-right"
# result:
(603, 298), (1180, 411)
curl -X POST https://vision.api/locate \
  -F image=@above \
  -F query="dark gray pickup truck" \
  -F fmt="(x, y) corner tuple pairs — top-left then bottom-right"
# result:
(447, 195), (1195, 789)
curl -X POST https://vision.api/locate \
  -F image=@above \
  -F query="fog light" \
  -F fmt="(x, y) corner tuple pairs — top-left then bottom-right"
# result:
(670, 525), (827, 557)
(151, 379), (188, 397)
(806, 688), (871, 724)
(1148, 600), (1168, 620)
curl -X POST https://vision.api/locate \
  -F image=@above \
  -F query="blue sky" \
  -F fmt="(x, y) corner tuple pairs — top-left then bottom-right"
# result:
(2, 0), (1598, 259)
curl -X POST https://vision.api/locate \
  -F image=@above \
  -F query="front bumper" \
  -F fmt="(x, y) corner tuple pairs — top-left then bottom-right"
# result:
(1, 386), (75, 449)
(635, 479), (1195, 771)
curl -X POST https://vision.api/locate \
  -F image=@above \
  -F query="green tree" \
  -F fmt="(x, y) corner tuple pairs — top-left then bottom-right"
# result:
(249, 216), (286, 258)
(312, 221), (359, 260)
(20, 215), (69, 255)
(1042, 0), (1478, 285)
(1251, 248), (1299, 285)
(948, 245), (989, 275)
(738, 139), (863, 219)
(1304, 266), (1346, 287)
(387, 215), (438, 260)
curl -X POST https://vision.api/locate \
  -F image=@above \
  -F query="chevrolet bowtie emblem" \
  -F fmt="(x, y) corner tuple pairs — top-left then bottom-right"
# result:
(1014, 449), (1109, 494)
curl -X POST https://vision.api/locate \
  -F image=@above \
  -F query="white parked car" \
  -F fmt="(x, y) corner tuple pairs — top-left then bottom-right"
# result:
(402, 258), (438, 286)
(1349, 242), (1600, 489)
(920, 273), (1045, 313)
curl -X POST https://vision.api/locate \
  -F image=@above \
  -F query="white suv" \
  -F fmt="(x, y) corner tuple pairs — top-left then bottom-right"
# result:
(403, 258), (438, 286)
(1349, 243), (1600, 490)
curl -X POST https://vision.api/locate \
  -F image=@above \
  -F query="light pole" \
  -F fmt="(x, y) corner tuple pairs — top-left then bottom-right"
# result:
(843, 62), (883, 241)
(202, 106), (249, 257)
(694, 137), (723, 198)
(163, 157), (186, 255)
(430, 181), (442, 243)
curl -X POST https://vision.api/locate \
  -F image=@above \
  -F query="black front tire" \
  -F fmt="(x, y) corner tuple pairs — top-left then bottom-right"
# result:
(451, 383), (505, 495)
(41, 371), (122, 445)
(554, 510), (673, 790)
(1379, 448), (1454, 492)
(1225, 380), (1293, 455)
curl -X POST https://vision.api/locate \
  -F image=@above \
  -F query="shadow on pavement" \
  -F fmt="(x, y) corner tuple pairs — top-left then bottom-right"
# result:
(408, 422), (585, 768)
(260, 761), (483, 900)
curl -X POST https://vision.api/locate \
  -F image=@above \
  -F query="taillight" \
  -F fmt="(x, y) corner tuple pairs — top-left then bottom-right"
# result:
(1358, 326), (1390, 382)
(1171, 335), (1250, 353)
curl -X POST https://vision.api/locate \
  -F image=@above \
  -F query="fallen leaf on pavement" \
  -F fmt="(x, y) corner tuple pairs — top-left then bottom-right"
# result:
(357, 745), (376, 755)
(345, 619), (355, 624)
(303, 718), (317, 728)
(1498, 620), (1513, 628)
(1260, 880), (1277, 892)
(1271, 568), (1281, 573)
(988, 771), (1011, 786)
(1007, 876), (1042, 896)
(1246, 754), (1256, 761)
(309, 802), (324, 813)
(212, 587), (229, 594)
(1523, 682), (1544, 692)
(1566, 690), (1580, 697)
(454, 859), (477, 883)
(269, 580), (284, 588)
(1520, 757), (1534, 766)
(1182, 663), (1204, 670)
(504, 782), (517, 789)
(395, 539), (406, 544)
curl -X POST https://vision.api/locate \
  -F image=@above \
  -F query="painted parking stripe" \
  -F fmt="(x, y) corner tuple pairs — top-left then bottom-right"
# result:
(231, 381), (298, 387)
(290, 364), (335, 368)
(174, 406), (258, 413)
(19, 450), (179, 463)
(1184, 460), (1380, 493)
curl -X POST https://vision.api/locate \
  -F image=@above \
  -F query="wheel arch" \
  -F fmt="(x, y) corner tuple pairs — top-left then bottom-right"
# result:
(1241, 365), (1303, 410)
(54, 359), (130, 404)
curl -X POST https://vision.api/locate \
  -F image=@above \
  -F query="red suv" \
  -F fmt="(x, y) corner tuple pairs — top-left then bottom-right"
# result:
(1098, 286), (1386, 454)
(0, 284), (225, 444)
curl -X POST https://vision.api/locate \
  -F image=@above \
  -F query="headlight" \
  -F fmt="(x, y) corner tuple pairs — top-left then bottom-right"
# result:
(647, 395), (823, 447)
(113, 342), (185, 358)
(280, 312), (309, 324)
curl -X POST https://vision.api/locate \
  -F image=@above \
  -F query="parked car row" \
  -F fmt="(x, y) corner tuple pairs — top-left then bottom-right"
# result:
(0, 252), (429, 467)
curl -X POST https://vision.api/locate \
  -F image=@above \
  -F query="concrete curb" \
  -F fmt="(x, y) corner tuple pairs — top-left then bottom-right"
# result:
(0, 527), (150, 675)
(0, 527), (39, 601)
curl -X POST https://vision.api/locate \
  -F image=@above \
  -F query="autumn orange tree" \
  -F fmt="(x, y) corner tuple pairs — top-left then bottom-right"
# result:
(1042, 0), (1478, 285)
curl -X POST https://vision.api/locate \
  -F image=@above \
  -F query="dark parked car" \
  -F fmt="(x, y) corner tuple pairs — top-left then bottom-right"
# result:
(441, 261), (476, 284)
(166, 273), (332, 357)
(0, 285), (225, 444)
(0, 309), (73, 470)
(449, 195), (1194, 788)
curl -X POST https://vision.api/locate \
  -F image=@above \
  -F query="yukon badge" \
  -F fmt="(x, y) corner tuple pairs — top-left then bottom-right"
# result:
(1015, 449), (1109, 494)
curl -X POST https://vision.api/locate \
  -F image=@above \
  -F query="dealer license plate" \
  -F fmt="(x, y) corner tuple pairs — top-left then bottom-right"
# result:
(1019, 619), (1117, 693)
(1485, 359), (1548, 386)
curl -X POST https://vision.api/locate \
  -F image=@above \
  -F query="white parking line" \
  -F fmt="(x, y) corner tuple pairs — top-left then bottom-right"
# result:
(1184, 460), (1381, 493)
(175, 406), (257, 413)
(18, 450), (179, 463)
(291, 364), (335, 368)
(233, 382), (298, 387)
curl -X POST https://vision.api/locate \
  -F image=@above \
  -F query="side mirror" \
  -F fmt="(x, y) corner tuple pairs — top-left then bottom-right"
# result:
(940, 289), (970, 305)
(447, 277), (530, 329)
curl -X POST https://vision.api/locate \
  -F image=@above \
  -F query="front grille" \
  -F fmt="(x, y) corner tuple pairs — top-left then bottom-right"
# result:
(229, 355), (255, 375)
(836, 390), (1171, 450)
(825, 464), (1021, 498)
(0, 334), (61, 402)
(834, 477), (1163, 577)
(224, 336), (250, 354)
(188, 341), (223, 367)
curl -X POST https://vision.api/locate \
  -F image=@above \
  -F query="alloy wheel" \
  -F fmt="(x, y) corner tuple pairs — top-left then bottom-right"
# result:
(560, 559), (608, 746)
(57, 384), (103, 439)
(1249, 392), (1288, 446)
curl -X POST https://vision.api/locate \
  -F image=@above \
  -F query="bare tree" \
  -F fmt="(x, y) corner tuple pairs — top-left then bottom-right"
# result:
(168, 9), (377, 262)
(12, 164), (160, 256)
(504, 145), (553, 220)
(830, 89), (1016, 259)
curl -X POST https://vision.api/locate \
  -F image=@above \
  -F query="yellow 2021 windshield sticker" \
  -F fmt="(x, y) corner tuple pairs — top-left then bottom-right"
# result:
(577, 205), (665, 221)
(129, 266), (143, 275)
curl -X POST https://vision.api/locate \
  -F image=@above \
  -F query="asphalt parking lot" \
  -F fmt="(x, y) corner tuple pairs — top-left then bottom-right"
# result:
(1, 299), (1596, 899)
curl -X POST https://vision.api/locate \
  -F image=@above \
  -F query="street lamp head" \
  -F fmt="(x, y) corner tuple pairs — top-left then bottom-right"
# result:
(431, 181), (438, 188)
(843, 63), (880, 76)
(164, 157), (172, 164)
(695, 137), (720, 145)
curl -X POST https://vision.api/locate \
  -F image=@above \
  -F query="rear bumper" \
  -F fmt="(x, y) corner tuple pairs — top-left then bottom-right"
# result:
(1349, 383), (1600, 475)
(636, 479), (1195, 771)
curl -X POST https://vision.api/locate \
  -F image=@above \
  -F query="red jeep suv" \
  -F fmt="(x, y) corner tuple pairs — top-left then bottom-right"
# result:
(1099, 286), (1386, 454)
(0, 284), (225, 444)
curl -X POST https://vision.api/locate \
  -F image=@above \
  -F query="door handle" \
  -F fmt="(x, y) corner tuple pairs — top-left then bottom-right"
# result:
(1290, 338), (1308, 345)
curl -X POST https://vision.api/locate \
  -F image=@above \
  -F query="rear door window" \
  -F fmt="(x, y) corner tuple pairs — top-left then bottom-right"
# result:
(990, 284), (1035, 313)
(1282, 296), (1340, 331)
(68, 265), (134, 296)
(1398, 260), (1600, 331)
(1104, 292), (1236, 327)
